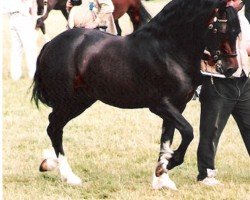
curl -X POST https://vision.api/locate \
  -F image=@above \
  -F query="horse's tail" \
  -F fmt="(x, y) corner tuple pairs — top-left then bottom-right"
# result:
(140, 4), (152, 24)
(31, 42), (52, 108)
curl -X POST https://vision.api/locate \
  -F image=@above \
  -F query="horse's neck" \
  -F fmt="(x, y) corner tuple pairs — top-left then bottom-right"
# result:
(131, 22), (207, 66)
(161, 24), (206, 59)
(131, 2), (214, 61)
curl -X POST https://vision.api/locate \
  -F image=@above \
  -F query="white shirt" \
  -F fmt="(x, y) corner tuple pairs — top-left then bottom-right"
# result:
(234, 11), (250, 77)
(3, 0), (36, 16)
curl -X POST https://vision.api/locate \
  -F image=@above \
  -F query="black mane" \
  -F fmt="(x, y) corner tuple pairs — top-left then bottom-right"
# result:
(133, 0), (223, 37)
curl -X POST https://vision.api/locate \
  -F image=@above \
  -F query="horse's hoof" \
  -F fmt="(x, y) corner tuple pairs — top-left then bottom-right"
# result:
(155, 160), (169, 177)
(39, 159), (48, 172)
(152, 172), (178, 190)
(39, 158), (58, 172)
(61, 174), (82, 185)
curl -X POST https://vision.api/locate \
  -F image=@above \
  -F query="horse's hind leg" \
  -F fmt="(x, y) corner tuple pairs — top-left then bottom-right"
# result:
(40, 93), (96, 185)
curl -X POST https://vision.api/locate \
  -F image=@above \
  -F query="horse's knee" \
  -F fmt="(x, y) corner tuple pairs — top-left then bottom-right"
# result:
(182, 125), (194, 142)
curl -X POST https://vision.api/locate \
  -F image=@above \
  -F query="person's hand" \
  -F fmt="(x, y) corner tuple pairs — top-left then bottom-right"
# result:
(85, 22), (98, 29)
(66, 0), (73, 12)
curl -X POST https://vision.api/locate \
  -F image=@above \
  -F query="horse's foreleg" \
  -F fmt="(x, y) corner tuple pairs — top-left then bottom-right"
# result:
(150, 100), (193, 189)
(156, 120), (174, 176)
(152, 120), (177, 190)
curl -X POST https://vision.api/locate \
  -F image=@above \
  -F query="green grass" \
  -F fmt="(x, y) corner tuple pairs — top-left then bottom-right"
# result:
(2, 1), (250, 199)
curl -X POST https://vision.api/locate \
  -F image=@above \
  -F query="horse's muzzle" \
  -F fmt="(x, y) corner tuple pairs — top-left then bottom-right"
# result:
(216, 65), (237, 77)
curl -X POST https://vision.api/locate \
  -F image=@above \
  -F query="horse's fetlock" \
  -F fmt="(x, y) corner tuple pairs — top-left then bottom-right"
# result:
(167, 151), (184, 170)
(159, 151), (172, 160)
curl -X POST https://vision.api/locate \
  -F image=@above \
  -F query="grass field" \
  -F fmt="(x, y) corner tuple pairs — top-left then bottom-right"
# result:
(2, 1), (250, 199)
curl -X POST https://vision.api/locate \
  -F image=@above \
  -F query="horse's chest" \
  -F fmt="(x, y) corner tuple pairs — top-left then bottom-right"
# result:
(161, 75), (194, 103)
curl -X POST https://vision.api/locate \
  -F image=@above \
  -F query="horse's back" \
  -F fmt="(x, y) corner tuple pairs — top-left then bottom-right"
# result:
(42, 28), (110, 59)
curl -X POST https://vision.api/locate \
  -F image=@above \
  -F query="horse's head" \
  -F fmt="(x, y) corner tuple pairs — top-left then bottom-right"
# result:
(205, 0), (241, 77)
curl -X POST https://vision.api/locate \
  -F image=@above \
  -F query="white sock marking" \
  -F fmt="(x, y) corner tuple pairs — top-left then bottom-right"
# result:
(58, 154), (82, 185)
(152, 172), (177, 190)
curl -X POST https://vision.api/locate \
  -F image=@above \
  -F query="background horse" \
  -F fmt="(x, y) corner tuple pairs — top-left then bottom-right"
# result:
(32, 0), (240, 189)
(36, 0), (152, 35)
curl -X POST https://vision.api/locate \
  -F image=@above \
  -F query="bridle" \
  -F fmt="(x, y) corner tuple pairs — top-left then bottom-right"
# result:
(205, 7), (238, 70)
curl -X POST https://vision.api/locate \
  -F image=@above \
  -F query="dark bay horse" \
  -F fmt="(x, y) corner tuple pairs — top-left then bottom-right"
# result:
(32, 0), (240, 189)
(36, 0), (152, 35)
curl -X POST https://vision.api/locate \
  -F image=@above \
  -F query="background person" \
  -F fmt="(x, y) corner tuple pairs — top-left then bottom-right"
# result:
(197, 0), (250, 186)
(4, 0), (38, 81)
(66, 0), (117, 35)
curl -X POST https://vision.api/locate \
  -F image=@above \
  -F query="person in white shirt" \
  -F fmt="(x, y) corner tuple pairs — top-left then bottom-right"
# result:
(5, 0), (38, 81)
(66, 0), (117, 35)
(197, 0), (250, 186)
